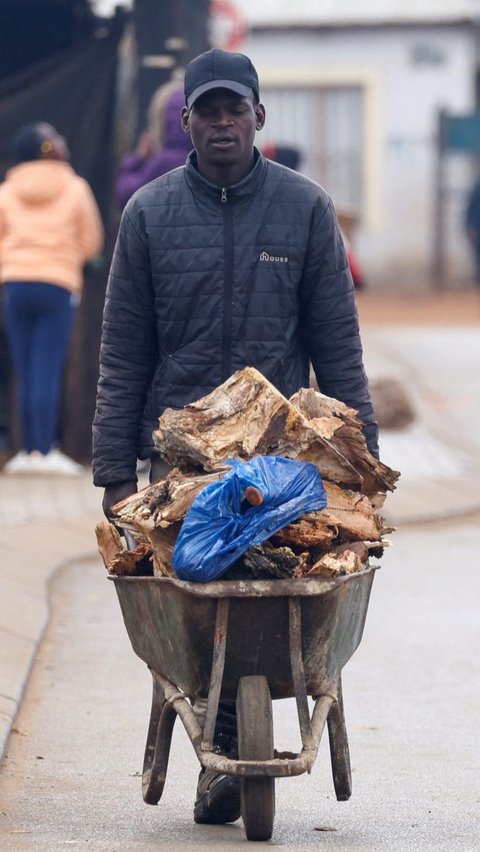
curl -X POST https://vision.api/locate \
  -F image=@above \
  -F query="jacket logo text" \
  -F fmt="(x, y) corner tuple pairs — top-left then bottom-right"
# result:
(259, 251), (289, 263)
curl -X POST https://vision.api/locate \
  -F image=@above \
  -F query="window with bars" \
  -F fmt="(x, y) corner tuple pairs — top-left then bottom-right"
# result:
(261, 85), (364, 213)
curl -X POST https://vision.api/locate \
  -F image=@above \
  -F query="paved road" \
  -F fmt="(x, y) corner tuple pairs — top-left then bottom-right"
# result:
(0, 519), (478, 851)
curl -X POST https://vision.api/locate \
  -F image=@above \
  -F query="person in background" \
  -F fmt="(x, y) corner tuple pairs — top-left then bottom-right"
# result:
(263, 142), (366, 289)
(464, 175), (480, 286)
(93, 48), (378, 826)
(344, 234), (366, 290)
(115, 82), (192, 209)
(261, 141), (301, 171)
(0, 322), (11, 457)
(0, 122), (104, 476)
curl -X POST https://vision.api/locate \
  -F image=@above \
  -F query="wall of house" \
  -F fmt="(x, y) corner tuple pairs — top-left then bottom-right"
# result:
(243, 24), (478, 288)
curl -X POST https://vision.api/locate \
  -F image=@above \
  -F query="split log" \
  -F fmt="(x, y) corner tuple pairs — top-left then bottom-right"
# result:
(107, 543), (153, 577)
(95, 520), (124, 569)
(111, 468), (225, 535)
(290, 387), (400, 498)
(104, 369), (399, 583)
(149, 523), (181, 577)
(242, 543), (309, 579)
(153, 367), (364, 490)
(271, 514), (336, 550)
(272, 481), (384, 549)
(95, 520), (153, 576)
(306, 548), (365, 578)
(301, 541), (370, 577)
(227, 540), (369, 581)
(111, 469), (226, 577)
(320, 481), (386, 541)
(332, 541), (370, 563)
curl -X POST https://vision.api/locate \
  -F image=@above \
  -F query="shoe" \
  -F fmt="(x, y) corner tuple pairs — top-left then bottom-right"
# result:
(194, 767), (241, 825)
(3, 450), (29, 475)
(14, 449), (84, 477)
(43, 449), (83, 477)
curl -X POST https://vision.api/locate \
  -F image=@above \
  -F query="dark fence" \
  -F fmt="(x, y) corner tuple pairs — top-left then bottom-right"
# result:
(0, 7), (125, 461)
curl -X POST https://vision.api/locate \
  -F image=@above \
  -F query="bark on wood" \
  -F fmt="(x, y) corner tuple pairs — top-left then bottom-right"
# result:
(272, 481), (383, 550)
(103, 368), (400, 583)
(300, 540), (370, 577)
(290, 387), (400, 497)
(331, 541), (370, 563)
(107, 543), (153, 576)
(271, 515), (336, 550)
(306, 548), (365, 578)
(226, 539), (369, 581)
(95, 520), (124, 569)
(95, 520), (153, 576)
(111, 468), (225, 534)
(242, 543), (309, 579)
(153, 367), (364, 490)
(149, 523), (182, 577)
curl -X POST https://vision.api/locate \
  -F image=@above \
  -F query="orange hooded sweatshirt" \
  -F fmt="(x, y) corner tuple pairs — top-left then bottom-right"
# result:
(0, 160), (104, 292)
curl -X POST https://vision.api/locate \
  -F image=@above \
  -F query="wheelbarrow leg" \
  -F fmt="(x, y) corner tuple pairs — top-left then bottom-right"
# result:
(327, 674), (352, 801)
(202, 598), (229, 751)
(142, 671), (177, 805)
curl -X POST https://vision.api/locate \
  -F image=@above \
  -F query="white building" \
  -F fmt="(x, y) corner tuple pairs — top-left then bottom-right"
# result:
(221, 1), (480, 288)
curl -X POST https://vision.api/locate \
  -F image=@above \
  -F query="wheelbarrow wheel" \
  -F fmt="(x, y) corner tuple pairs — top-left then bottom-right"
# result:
(237, 676), (275, 841)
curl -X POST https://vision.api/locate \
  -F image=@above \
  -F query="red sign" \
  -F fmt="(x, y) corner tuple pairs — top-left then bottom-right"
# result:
(211, 0), (248, 51)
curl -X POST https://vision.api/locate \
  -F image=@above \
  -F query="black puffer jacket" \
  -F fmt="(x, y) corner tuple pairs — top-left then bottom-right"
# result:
(93, 150), (378, 487)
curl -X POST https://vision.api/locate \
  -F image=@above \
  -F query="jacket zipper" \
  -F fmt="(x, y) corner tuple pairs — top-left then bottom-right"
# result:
(221, 187), (233, 380)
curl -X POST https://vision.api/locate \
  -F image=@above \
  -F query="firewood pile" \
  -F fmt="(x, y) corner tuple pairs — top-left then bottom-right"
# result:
(96, 368), (400, 581)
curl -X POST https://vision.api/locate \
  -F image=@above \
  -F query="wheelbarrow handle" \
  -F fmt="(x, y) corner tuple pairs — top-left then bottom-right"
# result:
(120, 527), (138, 552)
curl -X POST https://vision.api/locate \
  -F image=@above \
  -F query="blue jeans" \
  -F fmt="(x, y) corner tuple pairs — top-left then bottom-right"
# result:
(3, 282), (75, 454)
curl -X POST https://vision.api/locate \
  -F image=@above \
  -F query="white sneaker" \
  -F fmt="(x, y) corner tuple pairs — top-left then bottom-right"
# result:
(43, 449), (83, 477)
(3, 449), (83, 477)
(4, 451), (51, 476)
(26, 451), (52, 474)
(3, 450), (30, 475)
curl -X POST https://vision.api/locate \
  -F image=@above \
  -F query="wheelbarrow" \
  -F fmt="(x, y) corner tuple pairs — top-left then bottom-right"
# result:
(110, 565), (377, 841)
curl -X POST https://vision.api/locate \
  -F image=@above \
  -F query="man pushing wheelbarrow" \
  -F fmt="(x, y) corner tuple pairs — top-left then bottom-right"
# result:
(93, 47), (387, 837)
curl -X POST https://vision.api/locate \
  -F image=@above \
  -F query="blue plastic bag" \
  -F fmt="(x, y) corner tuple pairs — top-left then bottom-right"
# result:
(172, 456), (327, 582)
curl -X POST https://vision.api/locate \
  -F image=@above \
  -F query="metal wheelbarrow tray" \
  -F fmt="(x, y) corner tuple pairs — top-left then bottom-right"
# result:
(110, 565), (377, 841)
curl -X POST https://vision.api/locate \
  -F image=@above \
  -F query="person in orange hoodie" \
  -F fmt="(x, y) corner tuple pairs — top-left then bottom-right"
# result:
(0, 122), (104, 475)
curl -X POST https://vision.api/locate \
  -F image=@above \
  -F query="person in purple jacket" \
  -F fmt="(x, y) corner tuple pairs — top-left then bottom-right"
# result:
(115, 85), (192, 209)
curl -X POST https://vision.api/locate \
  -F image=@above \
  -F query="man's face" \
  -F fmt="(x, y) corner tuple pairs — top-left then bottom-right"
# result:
(182, 88), (265, 183)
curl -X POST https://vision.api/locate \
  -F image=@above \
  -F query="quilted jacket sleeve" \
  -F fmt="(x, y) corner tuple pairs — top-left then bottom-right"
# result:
(300, 197), (379, 458)
(92, 208), (157, 486)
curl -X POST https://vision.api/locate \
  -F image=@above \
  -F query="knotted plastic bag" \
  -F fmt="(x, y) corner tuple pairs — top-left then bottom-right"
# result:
(172, 455), (327, 582)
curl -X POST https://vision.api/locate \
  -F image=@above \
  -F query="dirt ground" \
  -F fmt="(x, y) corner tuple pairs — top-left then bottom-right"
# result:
(357, 287), (480, 326)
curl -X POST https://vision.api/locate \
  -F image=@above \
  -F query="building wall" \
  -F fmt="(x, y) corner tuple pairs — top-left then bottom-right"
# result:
(243, 24), (478, 288)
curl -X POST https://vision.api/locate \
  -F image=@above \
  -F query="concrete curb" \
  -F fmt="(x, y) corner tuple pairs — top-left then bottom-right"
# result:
(383, 473), (480, 528)
(0, 510), (100, 761)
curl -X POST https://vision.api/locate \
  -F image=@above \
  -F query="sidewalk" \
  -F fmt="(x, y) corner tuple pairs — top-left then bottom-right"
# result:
(1, 311), (480, 762)
(361, 314), (480, 525)
(0, 472), (101, 759)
